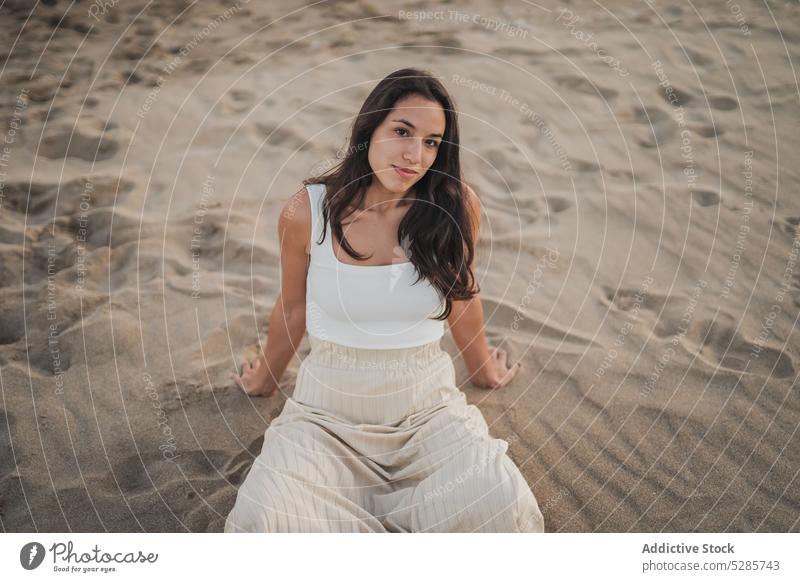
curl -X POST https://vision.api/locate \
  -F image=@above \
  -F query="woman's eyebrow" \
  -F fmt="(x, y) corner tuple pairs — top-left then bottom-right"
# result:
(392, 118), (443, 138)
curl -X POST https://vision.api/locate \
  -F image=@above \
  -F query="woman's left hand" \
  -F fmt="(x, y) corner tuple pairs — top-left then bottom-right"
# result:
(231, 356), (277, 397)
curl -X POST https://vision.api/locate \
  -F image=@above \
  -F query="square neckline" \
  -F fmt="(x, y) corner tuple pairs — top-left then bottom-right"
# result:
(328, 224), (414, 269)
(317, 185), (414, 269)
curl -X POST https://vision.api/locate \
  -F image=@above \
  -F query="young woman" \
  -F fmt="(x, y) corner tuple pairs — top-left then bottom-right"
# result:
(224, 68), (545, 532)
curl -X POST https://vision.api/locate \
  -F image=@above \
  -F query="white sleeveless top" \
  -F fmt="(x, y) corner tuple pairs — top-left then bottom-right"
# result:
(304, 183), (446, 349)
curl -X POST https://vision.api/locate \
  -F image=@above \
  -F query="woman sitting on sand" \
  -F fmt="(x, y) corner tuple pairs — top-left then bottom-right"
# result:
(225, 68), (545, 533)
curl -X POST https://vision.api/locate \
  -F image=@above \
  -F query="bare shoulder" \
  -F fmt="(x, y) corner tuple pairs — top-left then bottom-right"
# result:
(278, 185), (313, 254)
(463, 183), (480, 205)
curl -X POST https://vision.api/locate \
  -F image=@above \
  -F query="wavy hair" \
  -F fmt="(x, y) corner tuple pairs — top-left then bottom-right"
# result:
(303, 68), (479, 320)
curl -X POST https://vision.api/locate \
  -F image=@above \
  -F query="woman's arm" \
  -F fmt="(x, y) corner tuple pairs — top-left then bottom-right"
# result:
(447, 185), (521, 389)
(232, 187), (311, 396)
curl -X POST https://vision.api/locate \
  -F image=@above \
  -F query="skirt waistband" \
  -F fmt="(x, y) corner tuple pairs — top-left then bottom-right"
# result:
(306, 336), (445, 371)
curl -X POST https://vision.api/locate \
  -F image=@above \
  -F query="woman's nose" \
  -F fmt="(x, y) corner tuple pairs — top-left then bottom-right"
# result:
(403, 138), (423, 163)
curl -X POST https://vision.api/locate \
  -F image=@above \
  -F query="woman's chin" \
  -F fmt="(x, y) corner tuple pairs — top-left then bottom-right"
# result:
(372, 169), (419, 193)
(378, 179), (411, 193)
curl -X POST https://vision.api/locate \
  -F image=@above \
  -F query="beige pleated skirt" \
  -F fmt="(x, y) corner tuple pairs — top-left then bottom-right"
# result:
(224, 336), (545, 533)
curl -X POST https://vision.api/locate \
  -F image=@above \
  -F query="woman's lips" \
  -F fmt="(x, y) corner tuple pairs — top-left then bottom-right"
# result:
(393, 165), (417, 178)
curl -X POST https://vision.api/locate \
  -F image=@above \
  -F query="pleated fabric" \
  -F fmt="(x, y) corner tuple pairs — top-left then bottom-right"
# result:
(224, 336), (545, 533)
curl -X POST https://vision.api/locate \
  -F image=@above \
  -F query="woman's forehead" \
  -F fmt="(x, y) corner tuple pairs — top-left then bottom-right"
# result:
(387, 96), (445, 133)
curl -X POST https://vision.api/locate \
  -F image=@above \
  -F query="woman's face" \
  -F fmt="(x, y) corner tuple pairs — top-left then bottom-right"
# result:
(367, 94), (446, 194)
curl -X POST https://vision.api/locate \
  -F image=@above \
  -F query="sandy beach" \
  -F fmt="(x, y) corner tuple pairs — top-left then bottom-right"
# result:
(0, 0), (798, 532)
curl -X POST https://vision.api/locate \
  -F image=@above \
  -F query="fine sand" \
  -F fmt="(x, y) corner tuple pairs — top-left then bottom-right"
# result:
(1, 0), (798, 532)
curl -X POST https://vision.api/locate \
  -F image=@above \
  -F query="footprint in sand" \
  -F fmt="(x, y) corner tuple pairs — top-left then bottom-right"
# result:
(40, 117), (120, 161)
(27, 74), (62, 103)
(225, 52), (255, 66)
(691, 189), (721, 207)
(690, 124), (724, 138)
(253, 121), (312, 151)
(116, 18), (169, 63)
(775, 215), (800, 239)
(568, 158), (602, 174)
(692, 318), (796, 379)
(630, 105), (670, 125)
(706, 96), (739, 111)
(657, 85), (694, 107)
(682, 46), (716, 68)
(555, 75), (619, 101)
(603, 287), (796, 378)
(220, 88), (255, 114)
(629, 105), (677, 148)
(174, 211), (277, 276)
(484, 147), (519, 173)
(482, 295), (598, 352)
(185, 58), (216, 75)
(680, 93), (739, 112)
(54, 304), (145, 370)
(544, 195), (573, 216)
(102, 449), (220, 495)
(0, 181), (57, 215)
(491, 191), (571, 231)
(61, 207), (156, 249)
(601, 285), (701, 339)
(1, 176), (136, 217)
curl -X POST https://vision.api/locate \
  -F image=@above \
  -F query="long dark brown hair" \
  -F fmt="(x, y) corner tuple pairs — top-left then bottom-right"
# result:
(303, 68), (479, 320)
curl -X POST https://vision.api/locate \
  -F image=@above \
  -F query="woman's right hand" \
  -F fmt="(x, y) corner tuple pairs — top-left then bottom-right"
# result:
(231, 356), (277, 397)
(473, 347), (521, 389)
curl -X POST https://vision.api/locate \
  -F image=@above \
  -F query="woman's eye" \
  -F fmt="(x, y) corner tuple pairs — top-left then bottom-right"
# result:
(394, 128), (438, 147)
